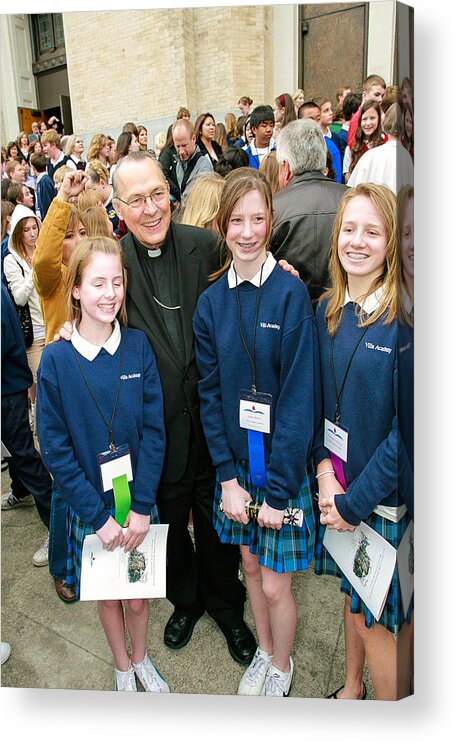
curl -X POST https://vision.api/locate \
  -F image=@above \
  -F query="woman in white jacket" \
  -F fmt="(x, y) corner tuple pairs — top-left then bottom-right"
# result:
(4, 205), (45, 420)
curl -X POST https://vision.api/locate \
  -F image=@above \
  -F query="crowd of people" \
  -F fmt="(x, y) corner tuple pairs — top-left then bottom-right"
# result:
(1, 78), (414, 700)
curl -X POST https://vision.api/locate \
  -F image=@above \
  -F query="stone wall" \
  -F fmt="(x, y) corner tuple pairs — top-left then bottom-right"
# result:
(62, 6), (274, 135)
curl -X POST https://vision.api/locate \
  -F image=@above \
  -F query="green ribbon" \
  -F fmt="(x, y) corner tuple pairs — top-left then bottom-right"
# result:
(112, 473), (131, 527)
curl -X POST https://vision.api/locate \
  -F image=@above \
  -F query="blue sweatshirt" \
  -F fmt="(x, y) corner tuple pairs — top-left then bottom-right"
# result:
(36, 328), (165, 531)
(193, 264), (320, 510)
(314, 298), (412, 524)
(1, 284), (33, 396)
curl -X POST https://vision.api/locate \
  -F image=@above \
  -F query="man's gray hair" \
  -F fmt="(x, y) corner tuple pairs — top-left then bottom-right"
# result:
(112, 150), (164, 199)
(276, 119), (327, 175)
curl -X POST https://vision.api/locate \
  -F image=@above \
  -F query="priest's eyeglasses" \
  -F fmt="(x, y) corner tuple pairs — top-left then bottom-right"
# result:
(116, 189), (167, 210)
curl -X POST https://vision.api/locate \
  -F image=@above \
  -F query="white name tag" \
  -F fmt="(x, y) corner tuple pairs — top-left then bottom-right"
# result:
(97, 444), (133, 492)
(239, 390), (271, 434)
(324, 418), (349, 462)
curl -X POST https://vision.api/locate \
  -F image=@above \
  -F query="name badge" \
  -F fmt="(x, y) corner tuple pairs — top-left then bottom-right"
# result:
(97, 444), (133, 492)
(324, 419), (349, 462)
(239, 389), (272, 435)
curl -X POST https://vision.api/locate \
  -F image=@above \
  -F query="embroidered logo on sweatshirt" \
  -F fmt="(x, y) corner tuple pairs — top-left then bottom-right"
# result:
(260, 322), (281, 330)
(364, 341), (392, 354)
(120, 373), (142, 380)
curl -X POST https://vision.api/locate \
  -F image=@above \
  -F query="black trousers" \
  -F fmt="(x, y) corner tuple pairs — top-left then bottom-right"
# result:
(1, 390), (51, 528)
(156, 429), (246, 628)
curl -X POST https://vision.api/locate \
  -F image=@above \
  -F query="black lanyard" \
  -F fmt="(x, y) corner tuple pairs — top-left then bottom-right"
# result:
(72, 341), (123, 452)
(330, 326), (369, 423)
(234, 263), (264, 395)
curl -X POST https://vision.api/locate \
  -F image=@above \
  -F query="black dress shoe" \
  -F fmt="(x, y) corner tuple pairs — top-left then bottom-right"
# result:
(218, 621), (257, 665)
(164, 611), (201, 649)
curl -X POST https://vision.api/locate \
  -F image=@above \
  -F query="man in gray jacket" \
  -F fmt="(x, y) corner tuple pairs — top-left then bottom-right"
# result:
(271, 119), (347, 308)
(172, 119), (213, 205)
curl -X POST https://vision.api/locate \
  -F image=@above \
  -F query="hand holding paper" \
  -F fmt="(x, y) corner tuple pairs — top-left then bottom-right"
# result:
(96, 515), (125, 551)
(122, 511), (152, 552)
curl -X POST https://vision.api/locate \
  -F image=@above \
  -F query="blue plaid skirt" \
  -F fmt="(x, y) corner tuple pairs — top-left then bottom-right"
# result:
(213, 460), (316, 574)
(314, 505), (413, 635)
(66, 504), (160, 600)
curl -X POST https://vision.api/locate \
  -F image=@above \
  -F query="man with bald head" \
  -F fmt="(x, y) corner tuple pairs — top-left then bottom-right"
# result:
(112, 151), (255, 665)
(172, 118), (213, 204)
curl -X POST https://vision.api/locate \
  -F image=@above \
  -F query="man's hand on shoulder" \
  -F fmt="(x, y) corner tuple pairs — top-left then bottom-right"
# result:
(53, 321), (73, 342)
(278, 258), (300, 279)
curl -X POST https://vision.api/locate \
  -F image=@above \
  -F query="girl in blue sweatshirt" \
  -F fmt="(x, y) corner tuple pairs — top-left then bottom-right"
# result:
(37, 236), (170, 693)
(193, 168), (319, 697)
(314, 183), (413, 700)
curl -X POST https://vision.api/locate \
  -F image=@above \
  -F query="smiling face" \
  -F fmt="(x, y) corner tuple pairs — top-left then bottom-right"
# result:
(72, 252), (124, 332)
(21, 186), (34, 209)
(337, 195), (387, 295)
(226, 188), (269, 279)
(62, 218), (87, 266)
(114, 158), (171, 250)
(201, 117), (216, 141)
(360, 107), (379, 139)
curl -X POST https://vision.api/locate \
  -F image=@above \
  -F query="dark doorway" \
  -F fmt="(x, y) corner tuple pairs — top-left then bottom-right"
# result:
(298, 3), (367, 106)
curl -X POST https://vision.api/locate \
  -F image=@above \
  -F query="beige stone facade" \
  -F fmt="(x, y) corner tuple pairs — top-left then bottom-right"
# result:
(63, 6), (273, 135)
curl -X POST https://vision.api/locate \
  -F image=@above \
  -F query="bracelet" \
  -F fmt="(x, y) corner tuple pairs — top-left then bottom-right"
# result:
(315, 469), (335, 479)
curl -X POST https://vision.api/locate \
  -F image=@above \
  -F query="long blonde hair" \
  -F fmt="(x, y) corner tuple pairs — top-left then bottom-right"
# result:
(322, 183), (397, 336)
(211, 167), (273, 282)
(66, 236), (127, 326)
(180, 172), (224, 230)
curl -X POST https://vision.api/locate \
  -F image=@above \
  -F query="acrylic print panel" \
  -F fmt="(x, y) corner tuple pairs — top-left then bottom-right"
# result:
(1, 0), (413, 704)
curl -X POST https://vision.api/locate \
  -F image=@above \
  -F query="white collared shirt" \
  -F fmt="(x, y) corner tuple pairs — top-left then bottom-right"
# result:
(71, 319), (121, 361)
(227, 252), (276, 289)
(343, 285), (385, 315)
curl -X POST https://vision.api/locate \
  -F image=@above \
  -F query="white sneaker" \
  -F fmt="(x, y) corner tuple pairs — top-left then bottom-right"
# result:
(1, 641), (11, 666)
(133, 654), (170, 692)
(115, 664), (137, 691)
(32, 535), (49, 567)
(262, 656), (294, 697)
(237, 647), (273, 695)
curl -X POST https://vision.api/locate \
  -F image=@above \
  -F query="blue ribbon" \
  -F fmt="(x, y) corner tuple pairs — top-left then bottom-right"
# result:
(248, 429), (267, 488)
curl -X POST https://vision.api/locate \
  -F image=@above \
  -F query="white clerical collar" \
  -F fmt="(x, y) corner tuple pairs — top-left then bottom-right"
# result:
(71, 319), (121, 361)
(343, 285), (385, 314)
(227, 252), (276, 288)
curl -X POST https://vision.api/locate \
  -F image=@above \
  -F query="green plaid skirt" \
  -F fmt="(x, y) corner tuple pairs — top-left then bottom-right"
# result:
(314, 505), (413, 635)
(66, 504), (160, 600)
(213, 460), (316, 574)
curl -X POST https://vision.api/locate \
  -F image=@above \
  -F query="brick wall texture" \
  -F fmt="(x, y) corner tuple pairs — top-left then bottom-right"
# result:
(63, 7), (273, 132)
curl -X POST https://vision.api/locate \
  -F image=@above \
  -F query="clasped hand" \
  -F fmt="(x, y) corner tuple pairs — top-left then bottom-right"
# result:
(96, 512), (150, 552)
(318, 493), (355, 532)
